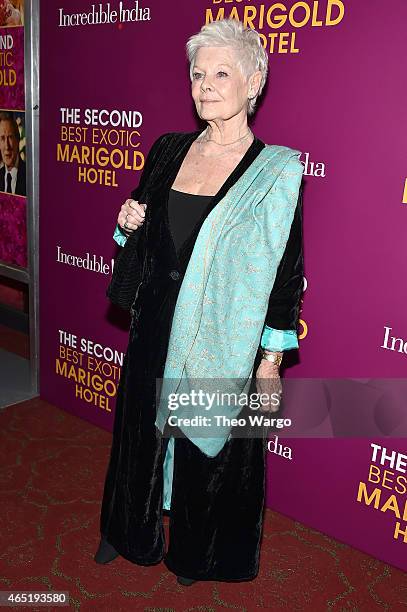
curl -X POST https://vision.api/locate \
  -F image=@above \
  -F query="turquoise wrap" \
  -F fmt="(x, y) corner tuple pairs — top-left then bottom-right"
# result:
(112, 224), (295, 350)
(155, 144), (304, 458)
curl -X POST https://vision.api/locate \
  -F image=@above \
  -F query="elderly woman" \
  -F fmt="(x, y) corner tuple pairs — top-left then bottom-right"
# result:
(95, 18), (304, 585)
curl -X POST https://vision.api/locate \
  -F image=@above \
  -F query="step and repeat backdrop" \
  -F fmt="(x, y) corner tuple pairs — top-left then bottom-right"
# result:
(40, 1), (407, 572)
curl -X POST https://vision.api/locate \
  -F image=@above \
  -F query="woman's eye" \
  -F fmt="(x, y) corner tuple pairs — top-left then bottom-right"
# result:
(217, 71), (228, 77)
(193, 72), (203, 80)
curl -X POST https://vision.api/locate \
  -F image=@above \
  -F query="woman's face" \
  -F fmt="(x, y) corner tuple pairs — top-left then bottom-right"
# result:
(191, 46), (251, 122)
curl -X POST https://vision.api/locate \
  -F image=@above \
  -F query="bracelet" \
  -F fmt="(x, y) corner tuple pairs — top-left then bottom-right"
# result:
(260, 348), (283, 367)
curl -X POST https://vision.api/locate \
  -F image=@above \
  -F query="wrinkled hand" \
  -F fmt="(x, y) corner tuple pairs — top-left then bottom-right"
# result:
(118, 199), (147, 235)
(255, 361), (282, 413)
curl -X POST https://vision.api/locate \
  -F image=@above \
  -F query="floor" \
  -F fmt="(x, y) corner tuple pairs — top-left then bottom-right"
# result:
(0, 324), (35, 409)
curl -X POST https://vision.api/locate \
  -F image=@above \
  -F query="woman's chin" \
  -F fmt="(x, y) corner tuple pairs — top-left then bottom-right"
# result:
(196, 103), (222, 117)
(198, 110), (221, 121)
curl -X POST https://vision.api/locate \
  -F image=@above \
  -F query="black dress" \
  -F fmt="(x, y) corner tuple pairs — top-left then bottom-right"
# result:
(167, 187), (213, 252)
(99, 132), (303, 582)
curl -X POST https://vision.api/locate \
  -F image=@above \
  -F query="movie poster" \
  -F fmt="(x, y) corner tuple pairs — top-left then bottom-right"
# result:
(0, 2), (26, 268)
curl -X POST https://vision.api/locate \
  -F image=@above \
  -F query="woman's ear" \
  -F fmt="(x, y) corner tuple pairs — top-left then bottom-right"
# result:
(248, 70), (262, 98)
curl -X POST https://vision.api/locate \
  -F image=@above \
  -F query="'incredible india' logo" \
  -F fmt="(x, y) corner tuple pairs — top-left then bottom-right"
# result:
(205, 0), (345, 54)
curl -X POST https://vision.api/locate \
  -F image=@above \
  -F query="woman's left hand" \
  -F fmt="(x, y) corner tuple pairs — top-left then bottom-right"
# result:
(255, 361), (282, 413)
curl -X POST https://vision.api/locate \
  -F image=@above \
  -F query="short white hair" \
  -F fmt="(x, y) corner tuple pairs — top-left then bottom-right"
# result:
(186, 18), (268, 116)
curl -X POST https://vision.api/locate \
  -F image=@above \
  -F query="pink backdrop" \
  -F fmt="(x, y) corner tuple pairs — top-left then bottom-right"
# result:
(39, 1), (407, 572)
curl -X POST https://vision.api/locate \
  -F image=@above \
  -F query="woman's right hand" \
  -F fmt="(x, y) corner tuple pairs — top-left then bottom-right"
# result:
(118, 199), (147, 235)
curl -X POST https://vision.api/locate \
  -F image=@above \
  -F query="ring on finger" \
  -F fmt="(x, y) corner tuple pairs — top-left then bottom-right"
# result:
(124, 221), (129, 230)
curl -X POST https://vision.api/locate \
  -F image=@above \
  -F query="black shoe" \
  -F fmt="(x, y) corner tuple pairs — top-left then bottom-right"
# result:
(177, 575), (197, 586)
(94, 536), (119, 564)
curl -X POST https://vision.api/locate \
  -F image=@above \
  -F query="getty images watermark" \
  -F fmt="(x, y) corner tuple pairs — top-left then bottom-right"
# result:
(158, 385), (292, 433)
(156, 377), (407, 440)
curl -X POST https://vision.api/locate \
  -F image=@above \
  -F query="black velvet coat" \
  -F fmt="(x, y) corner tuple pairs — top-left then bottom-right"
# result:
(99, 131), (304, 581)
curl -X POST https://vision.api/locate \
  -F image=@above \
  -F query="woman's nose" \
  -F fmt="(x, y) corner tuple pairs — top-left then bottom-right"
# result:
(200, 78), (213, 92)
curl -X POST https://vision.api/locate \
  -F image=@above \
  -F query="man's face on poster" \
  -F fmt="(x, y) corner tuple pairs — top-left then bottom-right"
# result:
(0, 120), (19, 170)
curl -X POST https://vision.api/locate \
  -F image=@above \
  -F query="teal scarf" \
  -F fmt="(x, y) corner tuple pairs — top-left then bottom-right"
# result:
(155, 144), (304, 458)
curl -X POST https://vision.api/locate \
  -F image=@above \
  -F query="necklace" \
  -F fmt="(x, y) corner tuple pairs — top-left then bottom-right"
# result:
(196, 127), (254, 158)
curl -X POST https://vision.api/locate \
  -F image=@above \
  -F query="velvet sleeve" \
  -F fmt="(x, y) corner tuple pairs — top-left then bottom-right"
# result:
(113, 132), (172, 246)
(260, 182), (304, 351)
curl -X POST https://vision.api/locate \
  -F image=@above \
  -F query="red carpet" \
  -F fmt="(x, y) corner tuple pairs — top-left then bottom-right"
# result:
(1, 398), (406, 611)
